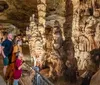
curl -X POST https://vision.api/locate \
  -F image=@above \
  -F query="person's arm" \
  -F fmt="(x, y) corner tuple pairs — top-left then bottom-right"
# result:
(18, 64), (23, 70)
(1, 41), (6, 58)
(16, 60), (24, 70)
(1, 46), (6, 58)
(18, 62), (25, 70)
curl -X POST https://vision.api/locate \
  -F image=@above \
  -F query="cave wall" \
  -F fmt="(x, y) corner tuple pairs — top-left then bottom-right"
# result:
(1, 0), (100, 72)
(72, 0), (100, 70)
(45, 0), (100, 71)
(26, 0), (77, 78)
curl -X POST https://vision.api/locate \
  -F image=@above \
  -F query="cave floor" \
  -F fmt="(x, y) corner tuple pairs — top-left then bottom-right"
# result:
(0, 56), (7, 85)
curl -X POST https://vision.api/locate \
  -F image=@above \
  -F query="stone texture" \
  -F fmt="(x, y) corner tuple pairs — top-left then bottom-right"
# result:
(72, 0), (100, 70)
(90, 69), (100, 85)
(0, 0), (66, 29)
(0, 0), (100, 83)
(26, 13), (45, 67)
(0, 23), (20, 35)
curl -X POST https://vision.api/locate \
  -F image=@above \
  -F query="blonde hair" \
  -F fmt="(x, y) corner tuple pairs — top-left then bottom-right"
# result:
(18, 52), (23, 57)
(16, 52), (23, 58)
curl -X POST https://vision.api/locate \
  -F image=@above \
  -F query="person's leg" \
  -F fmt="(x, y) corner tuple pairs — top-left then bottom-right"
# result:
(3, 66), (7, 77)
(13, 79), (19, 85)
(3, 57), (9, 77)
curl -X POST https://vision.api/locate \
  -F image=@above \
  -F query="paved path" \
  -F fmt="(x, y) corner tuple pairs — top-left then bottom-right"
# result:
(0, 75), (6, 85)
(0, 56), (6, 85)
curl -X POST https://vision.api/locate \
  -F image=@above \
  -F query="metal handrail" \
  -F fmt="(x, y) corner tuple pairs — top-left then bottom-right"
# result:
(24, 62), (54, 85)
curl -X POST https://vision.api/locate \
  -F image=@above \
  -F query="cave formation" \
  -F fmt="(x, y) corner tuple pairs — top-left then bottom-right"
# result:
(0, 0), (100, 85)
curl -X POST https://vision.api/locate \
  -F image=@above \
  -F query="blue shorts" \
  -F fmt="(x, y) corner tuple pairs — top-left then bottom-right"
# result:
(3, 57), (9, 66)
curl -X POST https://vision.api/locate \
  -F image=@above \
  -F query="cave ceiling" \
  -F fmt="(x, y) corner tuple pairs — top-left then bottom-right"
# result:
(0, 0), (38, 30)
(0, 0), (100, 30)
(0, 0), (65, 30)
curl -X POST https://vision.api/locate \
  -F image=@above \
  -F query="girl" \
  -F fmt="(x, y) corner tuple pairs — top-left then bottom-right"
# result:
(13, 52), (24, 85)
(33, 52), (43, 69)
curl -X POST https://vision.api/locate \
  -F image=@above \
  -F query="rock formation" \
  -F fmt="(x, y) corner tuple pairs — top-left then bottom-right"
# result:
(72, 0), (100, 70)
(26, 0), (47, 67)
(26, 14), (45, 64)
(90, 69), (100, 85)
(0, 0), (100, 83)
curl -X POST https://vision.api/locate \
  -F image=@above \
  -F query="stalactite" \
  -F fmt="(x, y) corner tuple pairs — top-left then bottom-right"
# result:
(37, 0), (46, 45)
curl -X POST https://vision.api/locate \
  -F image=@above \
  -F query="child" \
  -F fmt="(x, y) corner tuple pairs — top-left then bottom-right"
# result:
(13, 52), (24, 85)
(32, 52), (43, 85)
(33, 52), (43, 70)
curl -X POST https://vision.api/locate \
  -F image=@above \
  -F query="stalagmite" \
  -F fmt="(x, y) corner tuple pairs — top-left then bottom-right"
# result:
(26, 0), (47, 67)
(26, 14), (37, 56)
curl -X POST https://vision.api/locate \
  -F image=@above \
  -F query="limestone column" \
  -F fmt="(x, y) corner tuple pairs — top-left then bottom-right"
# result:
(72, 0), (80, 56)
(72, 0), (80, 60)
(37, 0), (46, 45)
(27, 0), (46, 64)
(64, 0), (75, 60)
(26, 0), (47, 65)
(72, 0), (80, 32)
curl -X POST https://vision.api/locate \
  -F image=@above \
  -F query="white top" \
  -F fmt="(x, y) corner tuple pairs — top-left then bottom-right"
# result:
(33, 56), (42, 67)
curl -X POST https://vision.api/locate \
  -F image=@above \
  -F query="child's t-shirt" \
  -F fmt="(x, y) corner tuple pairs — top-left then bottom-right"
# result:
(13, 59), (22, 79)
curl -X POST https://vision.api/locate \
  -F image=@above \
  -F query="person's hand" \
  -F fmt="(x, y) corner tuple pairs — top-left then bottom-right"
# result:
(22, 62), (26, 67)
(22, 57), (25, 61)
(4, 55), (6, 58)
(19, 62), (26, 70)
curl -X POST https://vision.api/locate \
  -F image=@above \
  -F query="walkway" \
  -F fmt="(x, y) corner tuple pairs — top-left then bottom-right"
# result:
(0, 76), (6, 85)
(0, 56), (6, 85)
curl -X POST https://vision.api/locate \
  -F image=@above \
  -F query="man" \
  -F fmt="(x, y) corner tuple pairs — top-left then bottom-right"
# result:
(2, 33), (13, 77)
